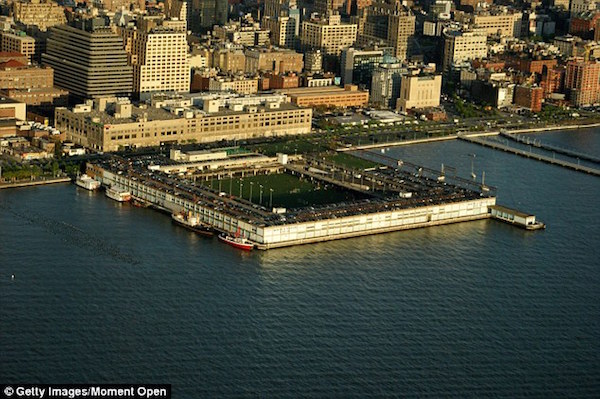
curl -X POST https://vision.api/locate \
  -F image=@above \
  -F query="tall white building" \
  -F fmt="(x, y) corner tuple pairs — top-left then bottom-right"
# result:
(300, 14), (357, 56)
(121, 18), (190, 99)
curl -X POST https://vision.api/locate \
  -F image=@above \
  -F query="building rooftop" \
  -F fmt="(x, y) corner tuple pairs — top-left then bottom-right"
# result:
(0, 96), (22, 105)
(64, 101), (306, 126)
(0, 52), (26, 57)
(1, 31), (35, 41)
(489, 205), (532, 218)
(0, 60), (27, 68)
(72, 105), (178, 125)
(276, 86), (366, 97)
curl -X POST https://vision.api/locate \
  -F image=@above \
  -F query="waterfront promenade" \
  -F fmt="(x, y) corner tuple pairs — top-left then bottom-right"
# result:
(337, 122), (600, 152)
(499, 131), (600, 165)
(458, 136), (600, 177)
(0, 177), (72, 190)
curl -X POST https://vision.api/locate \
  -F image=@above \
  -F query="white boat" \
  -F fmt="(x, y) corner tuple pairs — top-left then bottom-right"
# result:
(105, 186), (131, 202)
(437, 163), (446, 182)
(481, 171), (490, 192)
(75, 174), (101, 191)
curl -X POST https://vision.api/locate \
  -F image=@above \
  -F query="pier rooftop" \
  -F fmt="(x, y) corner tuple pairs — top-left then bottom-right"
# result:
(90, 150), (494, 228)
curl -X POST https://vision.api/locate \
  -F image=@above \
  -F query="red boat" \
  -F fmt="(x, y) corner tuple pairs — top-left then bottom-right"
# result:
(218, 228), (254, 251)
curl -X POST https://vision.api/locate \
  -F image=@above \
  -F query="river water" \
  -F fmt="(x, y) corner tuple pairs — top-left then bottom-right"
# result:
(1, 129), (599, 397)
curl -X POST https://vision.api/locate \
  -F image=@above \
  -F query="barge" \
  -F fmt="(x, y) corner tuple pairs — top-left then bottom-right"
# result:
(489, 205), (546, 230)
(172, 211), (214, 236)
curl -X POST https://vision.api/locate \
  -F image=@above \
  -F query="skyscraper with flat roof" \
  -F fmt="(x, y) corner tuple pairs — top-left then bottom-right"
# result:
(188, 0), (228, 34)
(42, 18), (133, 99)
(121, 18), (190, 99)
(262, 0), (300, 48)
(354, 0), (415, 61)
(314, 0), (351, 16)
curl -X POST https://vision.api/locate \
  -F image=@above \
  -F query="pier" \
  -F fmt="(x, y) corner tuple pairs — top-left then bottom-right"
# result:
(88, 153), (497, 250)
(499, 131), (600, 165)
(458, 135), (600, 176)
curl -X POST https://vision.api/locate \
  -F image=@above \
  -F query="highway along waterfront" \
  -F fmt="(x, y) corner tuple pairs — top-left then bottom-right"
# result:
(1, 128), (599, 397)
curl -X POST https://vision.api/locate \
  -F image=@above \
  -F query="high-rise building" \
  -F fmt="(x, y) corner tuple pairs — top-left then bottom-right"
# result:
(565, 58), (600, 106)
(42, 19), (133, 99)
(341, 47), (384, 87)
(541, 64), (565, 97)
(262, 0), (300, 48)
(472, 11), (523, 38)
(164, 0), (188, 29)
(314, 0), (351, 16)
(262, 16), (298, 48)
(304, 49), (323, 73)
(265, 0), (297, 17)
(354, 0), (415, 61)
(11, 0), (66, 32)
(188, 0), (228, 34)
(213, 21), (270, 46)
(370, 61), (407, 108)
(300, 14), (357, 56)
(121, 18), (190, 99)
(570, 0), (597, 15)
(553, 35), (580, 57)
(442, 30), (487, 70)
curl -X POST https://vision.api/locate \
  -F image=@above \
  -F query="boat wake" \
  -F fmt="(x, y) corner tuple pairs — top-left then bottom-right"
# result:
(0, 200), (141, 265)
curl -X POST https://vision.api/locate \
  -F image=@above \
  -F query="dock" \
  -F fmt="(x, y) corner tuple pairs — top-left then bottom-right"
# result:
(499, 131), (600, 165)
(458, 135), (600, 176)
(488, 205), (545, 230)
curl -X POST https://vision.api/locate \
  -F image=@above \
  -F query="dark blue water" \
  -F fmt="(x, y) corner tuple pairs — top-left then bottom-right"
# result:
(1, 129), (599, 397)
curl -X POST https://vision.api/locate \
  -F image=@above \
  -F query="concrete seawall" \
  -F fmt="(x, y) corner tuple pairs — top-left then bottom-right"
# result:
(0, 177), (72, 190)
(337, 122), (600, 152)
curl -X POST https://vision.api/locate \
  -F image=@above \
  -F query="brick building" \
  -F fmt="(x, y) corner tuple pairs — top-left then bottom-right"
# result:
(268, 73), (300, 89)
(514, 85), (543, 112)
(541, 65), (565, 97)
(569, 11), (600, 39)
(565, 58), (600, 106)
(513, 58), (558, 75)
(276, 85), (369, 108)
